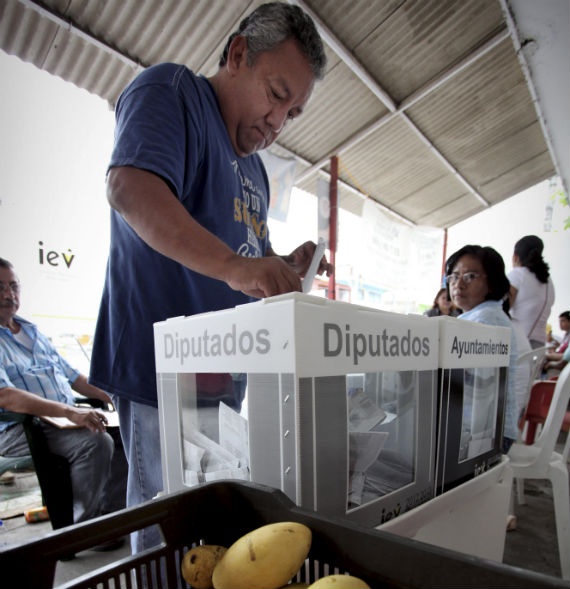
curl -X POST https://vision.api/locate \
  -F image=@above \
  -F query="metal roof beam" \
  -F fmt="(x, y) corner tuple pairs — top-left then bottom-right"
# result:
(291, 0), (492, 208)
(273, 142), (415, 226)
(287, 0), (396, 111)
(19, 0), (145, 71)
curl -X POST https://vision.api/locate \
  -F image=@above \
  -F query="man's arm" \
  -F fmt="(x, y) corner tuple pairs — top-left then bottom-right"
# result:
(71, 374), (112, 405)
(0, 387), (108, 433)
(107, 166), (304, 298)
(545, 351), (563, 362)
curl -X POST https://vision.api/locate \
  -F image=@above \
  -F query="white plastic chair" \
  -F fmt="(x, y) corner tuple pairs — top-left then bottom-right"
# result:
(508, 363), (570, 580)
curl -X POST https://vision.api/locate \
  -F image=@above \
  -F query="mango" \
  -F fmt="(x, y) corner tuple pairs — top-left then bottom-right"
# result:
(181, 545), (227, 589)
(212, 521), (312, 589)
(308, 574), (371, 588)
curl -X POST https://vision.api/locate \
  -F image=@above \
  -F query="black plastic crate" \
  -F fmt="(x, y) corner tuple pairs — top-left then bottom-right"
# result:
(1, 480), (567, 589)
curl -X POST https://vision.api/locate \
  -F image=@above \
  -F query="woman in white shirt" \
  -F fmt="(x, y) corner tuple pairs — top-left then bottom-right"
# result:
(508, 235), (555, 349)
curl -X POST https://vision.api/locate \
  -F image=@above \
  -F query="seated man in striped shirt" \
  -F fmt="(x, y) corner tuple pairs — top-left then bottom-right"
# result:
(0, 257), (117, 524)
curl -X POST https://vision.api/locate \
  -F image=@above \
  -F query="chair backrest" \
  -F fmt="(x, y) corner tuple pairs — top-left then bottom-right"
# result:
(531, 364), (570, 462)
(516, 346), (547, 411)
(524, 380), (555, 423)
(0, 411), (74, 529)
(562, 422), (570, 464)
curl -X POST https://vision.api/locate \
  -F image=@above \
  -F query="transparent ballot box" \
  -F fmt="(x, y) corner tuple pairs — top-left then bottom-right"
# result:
(154, 293), (439, 527)
(434, 316), (511, 494)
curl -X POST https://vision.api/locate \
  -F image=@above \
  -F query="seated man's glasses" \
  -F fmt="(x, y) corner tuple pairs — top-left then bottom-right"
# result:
(0, 282), (20, 294)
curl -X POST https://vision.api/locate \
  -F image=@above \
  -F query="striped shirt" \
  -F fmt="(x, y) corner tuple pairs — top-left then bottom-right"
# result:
(0, 316), (79, 431)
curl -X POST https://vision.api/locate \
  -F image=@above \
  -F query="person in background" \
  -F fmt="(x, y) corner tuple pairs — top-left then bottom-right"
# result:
(509, 306), (532, 416)
(508, 235), (555, 349)
(545, 323), (558, 350)
(424, 287), (461, 317)
(445, 245), (519, 453)
(546, 311), (570, 360)
(544, 345), (570, 375)
(543, 311), (570, 377)
(0, 258), (123, 531)
(89, 2), (329, 553)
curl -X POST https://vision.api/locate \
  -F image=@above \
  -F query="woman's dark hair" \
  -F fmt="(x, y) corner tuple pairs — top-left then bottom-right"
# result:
(560, 311), (570, 322)
(445, 245), (510, 303)
(432, 287), (449, 309)
(514, 235), (550, 283)
(219, 2), (327, 80)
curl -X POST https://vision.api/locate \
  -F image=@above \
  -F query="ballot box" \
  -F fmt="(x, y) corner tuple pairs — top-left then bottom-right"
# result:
(434, 316), (511, 494)
(154, 292), (439, 527)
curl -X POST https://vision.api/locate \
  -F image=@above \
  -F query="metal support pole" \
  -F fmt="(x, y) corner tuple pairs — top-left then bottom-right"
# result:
(441, 227), (448, 286)
(328, 156), (338, 300)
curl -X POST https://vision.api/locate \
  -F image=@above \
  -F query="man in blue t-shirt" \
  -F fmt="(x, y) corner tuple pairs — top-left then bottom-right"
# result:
(90, 2), (329, 552)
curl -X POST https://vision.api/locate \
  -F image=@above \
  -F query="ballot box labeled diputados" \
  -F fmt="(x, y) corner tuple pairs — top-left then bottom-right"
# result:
(154, 292), (439, 527)
(434, 316), (511, 495)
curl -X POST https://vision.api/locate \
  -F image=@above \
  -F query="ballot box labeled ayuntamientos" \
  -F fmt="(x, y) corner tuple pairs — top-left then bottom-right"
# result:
(434, 316), (511, 494)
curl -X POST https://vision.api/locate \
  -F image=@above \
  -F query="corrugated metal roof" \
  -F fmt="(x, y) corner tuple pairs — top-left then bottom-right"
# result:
(0, 0), (564, 228)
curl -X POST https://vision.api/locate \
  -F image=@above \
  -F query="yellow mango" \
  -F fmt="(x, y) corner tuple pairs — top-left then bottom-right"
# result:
(181, 545), (227, 589)
(308, 574), (371, 588)
(212, 521), (312, 589)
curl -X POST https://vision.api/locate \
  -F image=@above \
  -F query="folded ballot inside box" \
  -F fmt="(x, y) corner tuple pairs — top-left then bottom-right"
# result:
(434, 316), (511, 494)
(154, 292), (439, 527)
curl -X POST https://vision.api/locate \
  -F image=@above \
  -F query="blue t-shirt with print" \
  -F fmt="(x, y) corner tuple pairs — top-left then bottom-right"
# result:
(90, 64), (271, 407)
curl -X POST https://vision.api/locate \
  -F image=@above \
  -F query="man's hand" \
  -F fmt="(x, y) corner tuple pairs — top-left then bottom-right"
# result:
(66, 406), (108, 433)
(0, 386), (110, 434)
(281, 241), (332, 278)
(222, 241), (332, 299)
(224, 255), (302, 298)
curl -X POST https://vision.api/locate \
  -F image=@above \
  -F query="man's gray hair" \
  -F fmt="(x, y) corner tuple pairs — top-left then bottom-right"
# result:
(219, 2), (327, 80)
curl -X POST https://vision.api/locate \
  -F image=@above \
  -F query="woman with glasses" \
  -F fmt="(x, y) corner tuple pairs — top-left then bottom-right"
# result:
(507, 235), (555, 349)
(445, 245), (519, 453)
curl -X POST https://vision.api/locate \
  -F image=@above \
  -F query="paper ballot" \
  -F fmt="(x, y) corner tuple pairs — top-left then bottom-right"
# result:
(302, 238), (326, 294)
(182, 402), (250, 487)
(219, 401), (249, 466)
(348, 388), (388, 432)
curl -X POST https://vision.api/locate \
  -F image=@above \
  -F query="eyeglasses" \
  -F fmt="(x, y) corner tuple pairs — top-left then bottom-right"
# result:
(445, 272), (484, 285)
(0, 282), (20, 294)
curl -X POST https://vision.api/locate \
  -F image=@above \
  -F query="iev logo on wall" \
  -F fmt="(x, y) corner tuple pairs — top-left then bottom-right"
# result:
(38, 241), (75, 269)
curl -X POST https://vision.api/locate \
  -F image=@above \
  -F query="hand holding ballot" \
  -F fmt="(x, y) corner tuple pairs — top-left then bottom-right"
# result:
(221, 240), (331, 300)
(281, 239), (332, 280)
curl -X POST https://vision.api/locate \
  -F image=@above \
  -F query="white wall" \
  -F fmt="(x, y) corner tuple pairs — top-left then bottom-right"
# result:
(0, 51), (115, 347)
